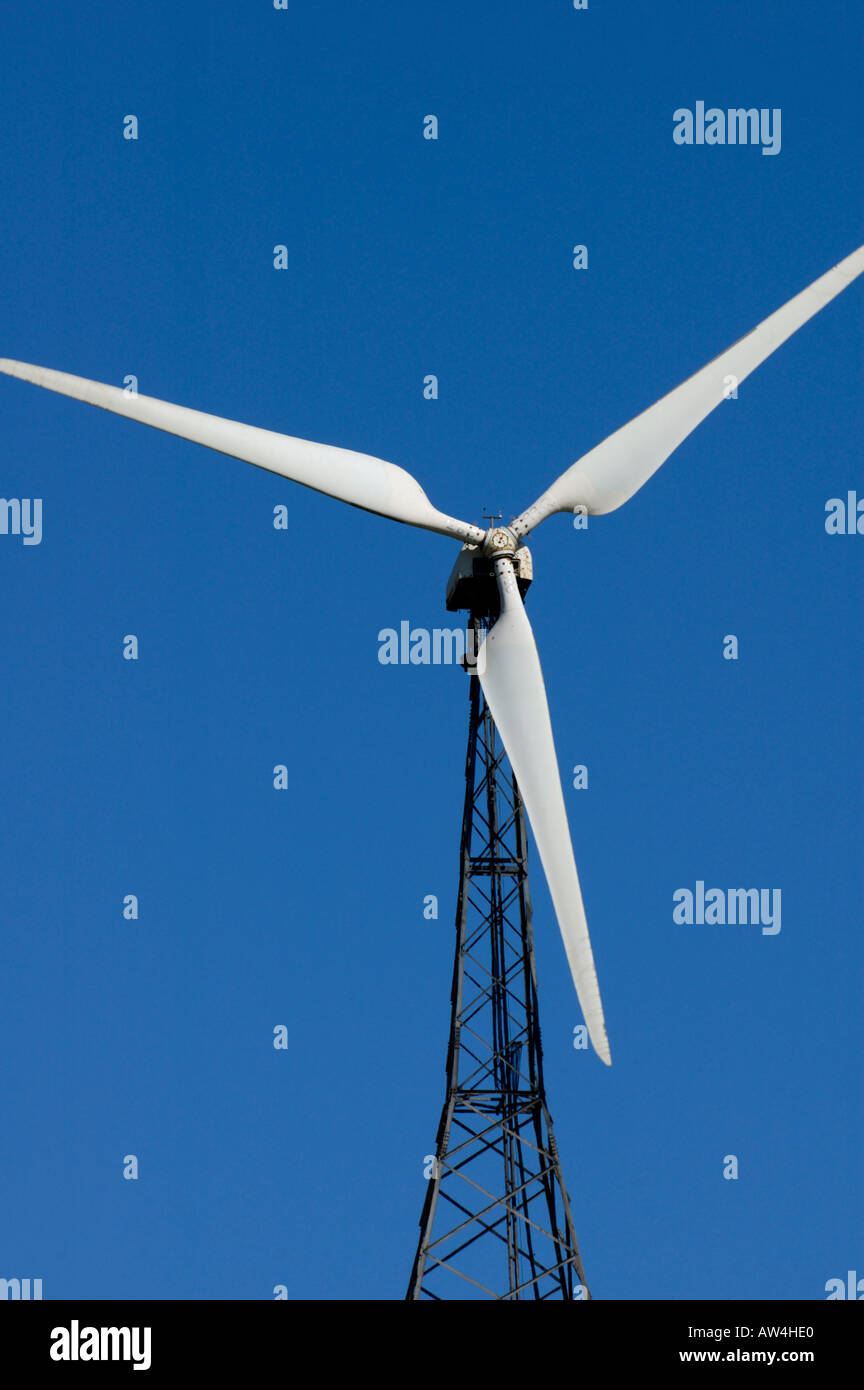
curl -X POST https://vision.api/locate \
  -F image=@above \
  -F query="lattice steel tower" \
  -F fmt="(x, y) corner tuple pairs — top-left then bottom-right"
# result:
(407, 550), (590, 1300)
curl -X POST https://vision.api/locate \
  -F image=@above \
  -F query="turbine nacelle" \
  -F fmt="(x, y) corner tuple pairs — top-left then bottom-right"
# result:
(446, 537), (532, 618)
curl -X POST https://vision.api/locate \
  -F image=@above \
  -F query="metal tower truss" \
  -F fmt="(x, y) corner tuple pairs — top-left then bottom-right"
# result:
(408, 663), (590, 1301)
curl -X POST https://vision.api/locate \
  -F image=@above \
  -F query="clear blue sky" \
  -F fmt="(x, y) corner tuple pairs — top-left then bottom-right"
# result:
(1, 1), (861, 1300)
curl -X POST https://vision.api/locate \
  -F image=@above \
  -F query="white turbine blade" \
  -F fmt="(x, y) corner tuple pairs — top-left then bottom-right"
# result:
(512, 243), (864, 534)
(0, 359), (484, 544)
(477, 557), (611, 1065)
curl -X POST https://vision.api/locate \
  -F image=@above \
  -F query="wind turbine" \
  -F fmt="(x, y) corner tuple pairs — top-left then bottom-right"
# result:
(2, 244), (862, 1077)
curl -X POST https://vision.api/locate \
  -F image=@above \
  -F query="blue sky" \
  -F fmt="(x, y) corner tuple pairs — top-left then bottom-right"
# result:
(0, 1), (861, 1300)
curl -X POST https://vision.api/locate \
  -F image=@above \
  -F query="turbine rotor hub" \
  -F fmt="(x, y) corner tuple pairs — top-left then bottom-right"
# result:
(483, 525), (517, 557)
